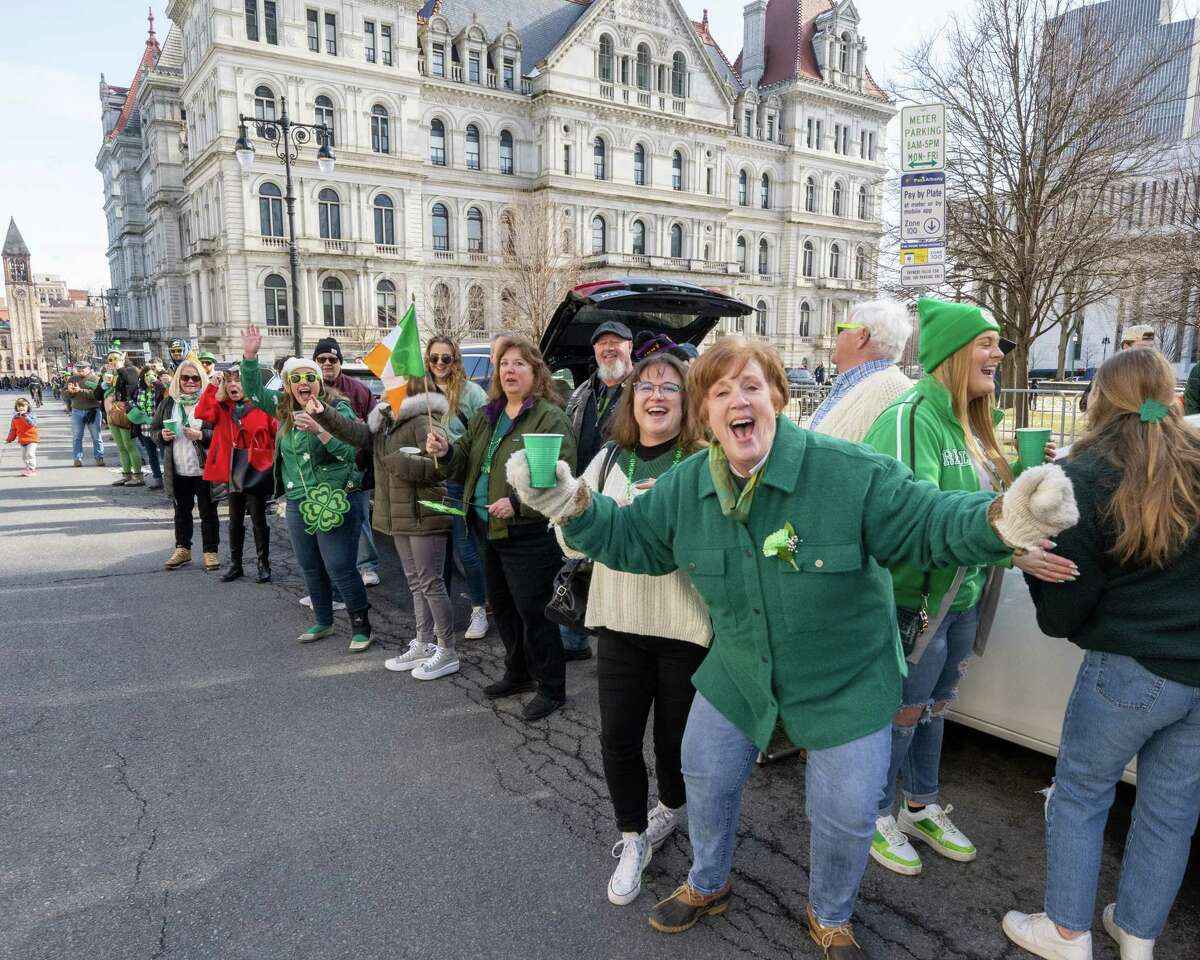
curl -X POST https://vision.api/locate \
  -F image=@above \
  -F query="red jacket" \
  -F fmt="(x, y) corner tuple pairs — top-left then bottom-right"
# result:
(7, 413), (39, 445)
(194, 384), (278, 483)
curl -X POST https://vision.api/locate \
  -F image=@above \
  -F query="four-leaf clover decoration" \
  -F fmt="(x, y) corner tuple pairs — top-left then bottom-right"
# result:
(299, 482), (351, 534)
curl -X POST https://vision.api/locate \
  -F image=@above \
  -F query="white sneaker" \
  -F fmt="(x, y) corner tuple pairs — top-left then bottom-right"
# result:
(412, 646), (461, 681)
(1102, 904), (1155, 960)
(361, 570), (380, 587)
(871, 814), (923, 876)
(607, 833), (652, 906)
(645, 801), (680, 849)
(1003, 912), (1093, 960)
(464, 605), (489, 640)
(384, 639), (436, 672)
(299, 595), (347, 611)
(899, 802), (977, 862)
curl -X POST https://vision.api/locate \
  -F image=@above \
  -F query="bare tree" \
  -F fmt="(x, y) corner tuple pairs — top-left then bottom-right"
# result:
(42, 307), (105, 364)
(894, 0), (1190, 417)
(423, 280), (478, 344)
(498, 192), (585, 341)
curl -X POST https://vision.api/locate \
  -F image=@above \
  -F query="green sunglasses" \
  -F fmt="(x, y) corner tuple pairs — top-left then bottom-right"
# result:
(286, 372), (320, 384)
(835, 323), (866, 334)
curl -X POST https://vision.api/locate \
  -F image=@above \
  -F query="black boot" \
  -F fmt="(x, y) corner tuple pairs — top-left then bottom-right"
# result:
(254, 539), (271, 583)
(348, 609), (373, 653)
(220, 563), (244, 582)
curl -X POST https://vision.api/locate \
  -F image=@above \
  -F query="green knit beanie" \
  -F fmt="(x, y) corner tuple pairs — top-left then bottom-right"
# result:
(917, 298), (1003, 373)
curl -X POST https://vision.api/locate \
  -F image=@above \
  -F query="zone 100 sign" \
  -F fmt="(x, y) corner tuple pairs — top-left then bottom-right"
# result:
(900, 104), (945, 173)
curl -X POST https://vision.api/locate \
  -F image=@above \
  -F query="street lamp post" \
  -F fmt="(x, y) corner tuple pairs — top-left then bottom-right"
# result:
(235, 96), (335, 358)
(1101, 335), (1111, 361)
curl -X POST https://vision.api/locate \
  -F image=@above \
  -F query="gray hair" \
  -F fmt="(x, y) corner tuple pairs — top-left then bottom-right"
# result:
(849, 299), (912, 362)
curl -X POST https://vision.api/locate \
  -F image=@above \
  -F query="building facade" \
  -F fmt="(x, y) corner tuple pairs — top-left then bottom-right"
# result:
(2, 220), (49, 380)
(104, 0), (892, 364)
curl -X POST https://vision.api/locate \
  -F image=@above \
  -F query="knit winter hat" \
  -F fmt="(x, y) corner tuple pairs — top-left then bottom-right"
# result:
(281, 357), (321, 379)
(312, 337), (343, 362)
(917, 298), (1013, 373)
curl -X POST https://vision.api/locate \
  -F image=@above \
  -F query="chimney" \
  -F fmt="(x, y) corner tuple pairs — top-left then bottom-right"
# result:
(741, 1), (768, 88)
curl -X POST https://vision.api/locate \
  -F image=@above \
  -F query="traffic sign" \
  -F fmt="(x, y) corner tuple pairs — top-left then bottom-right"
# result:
(900, 172), (946, 243)
(901, 263), (946, 287)
(901, 104), (945, 173)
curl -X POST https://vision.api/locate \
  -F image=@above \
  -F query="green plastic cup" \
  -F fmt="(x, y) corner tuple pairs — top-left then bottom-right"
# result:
(1015, 427), (1052, 476)
(523, 433), (564, 488)
(164, 418), (180, 435)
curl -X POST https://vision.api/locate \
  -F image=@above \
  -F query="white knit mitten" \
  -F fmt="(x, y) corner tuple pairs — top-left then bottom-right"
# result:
(506, 451), (591, 524)
(991, 464), (1079, 551)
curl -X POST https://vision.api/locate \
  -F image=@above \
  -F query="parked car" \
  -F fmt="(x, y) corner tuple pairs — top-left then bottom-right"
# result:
(786, 367), (819, 399)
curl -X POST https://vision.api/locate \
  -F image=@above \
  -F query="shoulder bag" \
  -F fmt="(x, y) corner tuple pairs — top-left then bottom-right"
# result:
(894, 397), (933, 656)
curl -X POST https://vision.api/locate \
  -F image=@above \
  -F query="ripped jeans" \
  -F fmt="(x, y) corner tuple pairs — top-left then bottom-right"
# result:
(878, 603), (979, 815)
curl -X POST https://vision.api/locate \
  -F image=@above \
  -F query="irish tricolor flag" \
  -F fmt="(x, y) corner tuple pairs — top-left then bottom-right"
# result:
(364, 303), (425, 414)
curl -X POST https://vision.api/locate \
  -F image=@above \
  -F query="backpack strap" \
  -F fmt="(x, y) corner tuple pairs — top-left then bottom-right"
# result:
(597, 440), (622, 490)
(903, 396), (933, 607)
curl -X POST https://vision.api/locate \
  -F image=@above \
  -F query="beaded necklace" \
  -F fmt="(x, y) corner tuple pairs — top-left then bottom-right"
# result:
(625, 445), (682, 499)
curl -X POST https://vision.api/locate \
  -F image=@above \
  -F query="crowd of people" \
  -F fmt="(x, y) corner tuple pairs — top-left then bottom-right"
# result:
(6, 300), (1199, 960)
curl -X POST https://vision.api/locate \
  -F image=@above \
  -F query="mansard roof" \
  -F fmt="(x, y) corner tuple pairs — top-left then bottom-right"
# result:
(419, 0), (593, 69)
(3, 219), (30, 258)
(692, 14), (744, 93)
(107, 12), (163, 140)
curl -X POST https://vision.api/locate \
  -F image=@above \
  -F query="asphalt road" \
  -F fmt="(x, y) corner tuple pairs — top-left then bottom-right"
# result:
(2, 399), (1196, 960)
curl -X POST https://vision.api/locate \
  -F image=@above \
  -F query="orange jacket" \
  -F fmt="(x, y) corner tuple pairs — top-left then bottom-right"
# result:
(7, 413), (39, 445)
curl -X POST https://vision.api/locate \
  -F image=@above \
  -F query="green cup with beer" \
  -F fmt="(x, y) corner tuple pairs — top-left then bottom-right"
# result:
(1014, 427), (1052, 476)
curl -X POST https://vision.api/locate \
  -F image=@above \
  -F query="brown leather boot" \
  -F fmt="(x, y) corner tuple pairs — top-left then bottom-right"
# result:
(203, 552), (221, 572)
(806, 904), (866, 959)
(648, 882), (731, 934)
(164, 547), (192, 569)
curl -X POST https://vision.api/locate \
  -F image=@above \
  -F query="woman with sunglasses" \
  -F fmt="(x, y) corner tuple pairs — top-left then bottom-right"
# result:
(239, 327), (372, 652)
(426, 337), (490, 641)
(152, 359), (218, 570)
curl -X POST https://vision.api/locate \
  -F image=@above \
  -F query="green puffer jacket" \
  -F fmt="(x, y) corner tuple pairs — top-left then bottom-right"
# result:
(314, 391), (453, 537)
(441, 394), (577, 540)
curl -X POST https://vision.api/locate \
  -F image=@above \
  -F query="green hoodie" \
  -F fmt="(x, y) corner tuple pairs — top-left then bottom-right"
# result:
(863, 376), (1011, 613)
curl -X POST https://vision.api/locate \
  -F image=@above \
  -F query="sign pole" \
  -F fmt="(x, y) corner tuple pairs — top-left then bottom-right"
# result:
(899, 104), (947, 289)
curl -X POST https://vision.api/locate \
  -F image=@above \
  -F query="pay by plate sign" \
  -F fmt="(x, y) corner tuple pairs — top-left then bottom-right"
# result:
(900, 172), (946, 243)
(900, 104), (945, 173)
(899, 240), (946, 288)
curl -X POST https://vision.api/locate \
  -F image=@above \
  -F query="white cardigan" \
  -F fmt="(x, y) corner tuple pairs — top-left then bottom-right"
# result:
(555, 446), (712, 647)
(810, 365), (914, 443)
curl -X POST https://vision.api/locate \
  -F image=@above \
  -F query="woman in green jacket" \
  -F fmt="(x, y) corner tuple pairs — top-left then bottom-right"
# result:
(505, 337), (1078, 959)
(239, 326), (371, 653)
(425, 335), (576, 722)
(862, 299), (1074, 878)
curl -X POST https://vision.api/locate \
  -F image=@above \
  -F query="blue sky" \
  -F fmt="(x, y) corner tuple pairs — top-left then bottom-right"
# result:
(0, 1), (957, 292)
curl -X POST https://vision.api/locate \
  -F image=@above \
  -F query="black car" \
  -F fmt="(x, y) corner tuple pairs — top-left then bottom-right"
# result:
(539, 277), (753, 386)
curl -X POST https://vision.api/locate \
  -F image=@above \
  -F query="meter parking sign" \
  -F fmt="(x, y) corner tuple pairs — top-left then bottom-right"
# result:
(901, 172), (946, 243)
(901, 104), (945, 173)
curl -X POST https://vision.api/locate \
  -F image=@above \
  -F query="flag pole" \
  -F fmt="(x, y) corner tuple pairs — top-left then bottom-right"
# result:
(425, 371), (439, 469)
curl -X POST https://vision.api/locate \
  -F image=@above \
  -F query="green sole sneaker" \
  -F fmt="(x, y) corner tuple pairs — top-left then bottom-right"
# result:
(298, 625), (335, 643)
(347, 635), (373, 654)
(870, 826), (922, 876)
(899, 805), (977, 863)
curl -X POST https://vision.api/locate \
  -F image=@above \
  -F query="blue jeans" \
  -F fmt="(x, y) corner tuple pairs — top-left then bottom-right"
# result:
(353, 490), (379, 575)
(285, 496), (369, 626)
(71, 408), (103, 461)
(446, 480), (486, 605)
(138, 435), (162, 480)
(560, 625), (591, 652)
(879, 604), (978, 814)
(682, 693), (890, 927)
(1046, 651), (1200, 938)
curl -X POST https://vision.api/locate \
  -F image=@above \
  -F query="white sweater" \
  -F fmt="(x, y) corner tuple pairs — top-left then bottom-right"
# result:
(810, 365), (913, 443)
(555, 446), (712, 647)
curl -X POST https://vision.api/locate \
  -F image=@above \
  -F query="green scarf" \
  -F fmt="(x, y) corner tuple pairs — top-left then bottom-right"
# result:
(708, 443), (763, 524)
(178, 391), (200, 427)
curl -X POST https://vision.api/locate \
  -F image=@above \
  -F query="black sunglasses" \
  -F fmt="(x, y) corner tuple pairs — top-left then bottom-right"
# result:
(179, 375), (202, 383)
(428, 353), (454, 365)
(315, 355), (340, 365)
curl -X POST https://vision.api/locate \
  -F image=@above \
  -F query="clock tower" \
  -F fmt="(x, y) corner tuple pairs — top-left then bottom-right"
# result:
(2, 218), (47, 380)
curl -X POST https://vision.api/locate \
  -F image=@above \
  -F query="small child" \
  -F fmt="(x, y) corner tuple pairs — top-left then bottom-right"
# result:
(7, 398), (41, 476)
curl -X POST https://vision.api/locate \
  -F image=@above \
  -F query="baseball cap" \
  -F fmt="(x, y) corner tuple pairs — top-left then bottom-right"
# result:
(590, 320), (633, 345)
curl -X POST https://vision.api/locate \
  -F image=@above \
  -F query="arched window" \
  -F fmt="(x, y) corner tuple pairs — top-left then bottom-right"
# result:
(430, 118), (446, 165)
(499, 130), (514, 175)
(805, 176), (817, 213)
(598, 34), (614, 82)
(631, 219), (646, 255)
(738, 169), (748, 206)
(253, 85), (276, 129)
(633, 143), (646, 186)
(465, 124), (480, 170)
(467, 285), (486, 337)
(466, 206), (483, 253)
(593, 137), (606, 179)
(672, 150), (683, 191)
(321, 276), (344, 326)
(264, 274), (287, 325)
(636, 43), (651, 89)
(755, 300), (767, 337)
(432, 283), (452, 327)
(855, 245), (867, 281)
(736, 235), (747, 273)
(857, 186), (869, 220)
(501, 211), (516, 255)
(376, 279), (397, 326)
(672, 51), (687, 98)
(318, 188), (341, 239)
(670, 223), (683, 258)
(802, 240), (814, 277)
(839, 32), (851, 74)
(702, 242), (711, 261)
(373, 194), (395, 245)
(591, 215), (607, 253)
(832, 181), (844, 217)
(761, 173), (771, 209)
(829, 242), (841, 277)
(431, 203), (449, 251)
(371, 105), (390, 153)
(798, 301), (812, 337)
(314, 95), (335, 146)
(758, 238), (769, 275)
(258, 182), (283, 237)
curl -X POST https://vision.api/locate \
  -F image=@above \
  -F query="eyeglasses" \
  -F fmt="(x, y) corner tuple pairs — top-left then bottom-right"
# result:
(634, 381), (683, 397)
(315, 355), (340, 366)
(286, 372), (320, 384)
(428, 353), (454, 365)
(179, 375), (202, 383)
(835, 323), (867, 334)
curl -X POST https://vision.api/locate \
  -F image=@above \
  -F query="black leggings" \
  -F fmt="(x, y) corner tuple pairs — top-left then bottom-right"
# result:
(172, 474), (219, 552)
(227, 490), (270, 563)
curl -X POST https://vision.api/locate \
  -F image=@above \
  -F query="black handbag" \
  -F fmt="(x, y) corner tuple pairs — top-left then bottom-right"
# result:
(229, 447), (273, 495)
(896, 396), (931, 657)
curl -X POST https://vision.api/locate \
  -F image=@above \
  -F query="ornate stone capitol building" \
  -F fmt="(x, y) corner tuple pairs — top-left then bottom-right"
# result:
(99, 0), (892, 364)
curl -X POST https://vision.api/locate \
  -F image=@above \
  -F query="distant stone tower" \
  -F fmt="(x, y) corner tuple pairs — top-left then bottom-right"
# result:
(2, 219), (48, 379)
